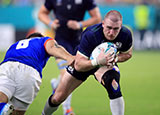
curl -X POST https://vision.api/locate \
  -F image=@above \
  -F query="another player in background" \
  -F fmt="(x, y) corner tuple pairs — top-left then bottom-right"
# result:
(42, 10), (133, 115)
(38, 0), (101, 114)
(0, 32), (74, 115)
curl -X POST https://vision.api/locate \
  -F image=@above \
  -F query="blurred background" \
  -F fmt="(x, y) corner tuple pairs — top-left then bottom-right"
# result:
(0, 1), (160, 115)
(0, 0), (160, 51)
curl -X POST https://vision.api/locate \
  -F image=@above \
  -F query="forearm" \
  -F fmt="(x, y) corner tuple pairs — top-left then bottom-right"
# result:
(74, 52), (95, 72)
(116, 49), (132, 63)
(51, 44), (72, 61)
(75, 59), (95, 72)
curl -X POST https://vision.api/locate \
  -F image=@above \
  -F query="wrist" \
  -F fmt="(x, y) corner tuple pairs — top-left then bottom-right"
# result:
(48, 20), (53, 28)
(78, 22), (83, 29)
(91, 59), (98, 66)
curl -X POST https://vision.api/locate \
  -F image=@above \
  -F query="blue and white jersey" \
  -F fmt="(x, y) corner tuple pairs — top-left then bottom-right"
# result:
(77, 23), (133, 58)
(1, 37), (52, 78)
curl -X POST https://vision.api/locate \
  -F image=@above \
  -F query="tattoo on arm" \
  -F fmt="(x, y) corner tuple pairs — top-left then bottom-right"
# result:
(54, 42), (61, 48)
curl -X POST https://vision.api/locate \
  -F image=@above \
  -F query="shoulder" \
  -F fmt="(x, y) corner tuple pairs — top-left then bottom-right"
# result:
(120, 26), (132, 36)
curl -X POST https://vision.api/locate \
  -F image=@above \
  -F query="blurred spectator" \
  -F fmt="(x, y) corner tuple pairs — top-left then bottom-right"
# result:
(133, 1), (150, 42)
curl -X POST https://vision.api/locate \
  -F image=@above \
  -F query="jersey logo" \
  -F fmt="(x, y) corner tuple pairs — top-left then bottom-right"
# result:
(68, 66), (74, 74)
(67, 4), (72, 10)
(115, 42), (122, 49)
(75, 0), (82, 4)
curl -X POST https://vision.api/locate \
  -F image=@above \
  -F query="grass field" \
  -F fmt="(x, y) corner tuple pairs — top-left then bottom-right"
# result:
(0, 50), (160, 115)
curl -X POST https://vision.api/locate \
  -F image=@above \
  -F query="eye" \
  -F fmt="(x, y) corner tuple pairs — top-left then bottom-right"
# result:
(113, 27), (119, 31)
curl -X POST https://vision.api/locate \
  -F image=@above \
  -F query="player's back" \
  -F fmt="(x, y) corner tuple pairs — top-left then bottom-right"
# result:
(1, 37), (51, 77)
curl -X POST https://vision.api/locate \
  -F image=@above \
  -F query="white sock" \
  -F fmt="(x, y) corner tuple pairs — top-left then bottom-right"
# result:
(62, 94), (72, 114)
(110, 96), (124, 115)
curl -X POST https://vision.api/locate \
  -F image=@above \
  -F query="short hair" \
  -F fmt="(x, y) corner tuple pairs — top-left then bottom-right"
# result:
(26, 32), (44, 39)
(104, 10), (122, 22)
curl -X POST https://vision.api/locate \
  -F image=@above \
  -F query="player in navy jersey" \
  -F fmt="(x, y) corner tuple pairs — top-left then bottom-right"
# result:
(38, 0), (101, 114)
(42, 10), (133, 115)
(0, 32), (74, 115)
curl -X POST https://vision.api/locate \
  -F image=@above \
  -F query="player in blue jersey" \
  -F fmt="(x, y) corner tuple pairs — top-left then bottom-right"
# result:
(42, 10), (133, 115)
(38, 0), (101, 114)
(0, 32), (74, 115)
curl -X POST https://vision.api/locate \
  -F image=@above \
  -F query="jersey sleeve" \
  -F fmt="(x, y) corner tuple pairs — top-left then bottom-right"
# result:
(44, 0), (54, 11)
(85, 0), (97, 11)
(121, 30), (133, 52)
(43, 37), (53, 51)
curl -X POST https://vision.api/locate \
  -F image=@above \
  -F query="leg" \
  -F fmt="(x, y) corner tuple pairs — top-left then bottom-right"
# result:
(43, 71), (83, 115)
(0, 92), (8, 103)
(0, 92), (14, 115)
(51, 59), (75, 115)
(95, 66), (124, 115)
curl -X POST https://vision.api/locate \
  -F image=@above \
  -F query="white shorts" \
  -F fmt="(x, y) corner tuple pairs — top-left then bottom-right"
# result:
(0, 61), (42, 109)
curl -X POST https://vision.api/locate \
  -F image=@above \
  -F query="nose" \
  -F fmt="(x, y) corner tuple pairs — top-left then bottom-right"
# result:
(109, 29), (114, 35)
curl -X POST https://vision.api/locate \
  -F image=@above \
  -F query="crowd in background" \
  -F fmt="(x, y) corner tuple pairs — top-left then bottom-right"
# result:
(0, 0), (160, 50)
(0, 0), (160, 6)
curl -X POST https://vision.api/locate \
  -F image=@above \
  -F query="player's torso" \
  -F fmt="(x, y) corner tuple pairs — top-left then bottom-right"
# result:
(2, 37), (50, 75)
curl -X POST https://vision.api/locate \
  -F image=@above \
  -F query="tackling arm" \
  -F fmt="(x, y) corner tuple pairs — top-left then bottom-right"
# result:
(45, 39), (74, 64)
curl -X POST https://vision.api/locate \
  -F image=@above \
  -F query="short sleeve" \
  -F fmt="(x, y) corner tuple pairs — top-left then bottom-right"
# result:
(44, 0), (54, 11)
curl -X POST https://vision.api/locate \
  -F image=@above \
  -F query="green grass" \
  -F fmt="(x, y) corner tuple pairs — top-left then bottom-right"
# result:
(0, 50), (160, 115)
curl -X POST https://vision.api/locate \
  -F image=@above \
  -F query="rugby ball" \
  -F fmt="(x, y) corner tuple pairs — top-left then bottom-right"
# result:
(90, 42), (117, 60)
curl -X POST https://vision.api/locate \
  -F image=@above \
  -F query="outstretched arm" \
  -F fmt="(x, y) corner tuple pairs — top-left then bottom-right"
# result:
(45, 39), (74, 64)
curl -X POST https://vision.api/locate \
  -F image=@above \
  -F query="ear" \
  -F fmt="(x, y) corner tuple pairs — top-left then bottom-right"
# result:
(102, 20), (104, 28)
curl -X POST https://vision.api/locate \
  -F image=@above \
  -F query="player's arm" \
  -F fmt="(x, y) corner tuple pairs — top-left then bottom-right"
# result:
(45, 39), (74, 64)
(74, 51), (114, 72)
(38, 5), (60, 30)
(115, 47), (132, 63)
(81, 7), (101, 27)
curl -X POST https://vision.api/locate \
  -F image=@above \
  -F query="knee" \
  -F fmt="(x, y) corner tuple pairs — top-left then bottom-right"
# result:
(101, 70), (122, 99)
(0, 92), (8, 103)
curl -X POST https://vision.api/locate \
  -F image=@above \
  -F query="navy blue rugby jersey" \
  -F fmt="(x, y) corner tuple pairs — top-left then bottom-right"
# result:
(44, 0), (97, 41)
(78, 23), (133, 58)
(1, 37), (52, 78)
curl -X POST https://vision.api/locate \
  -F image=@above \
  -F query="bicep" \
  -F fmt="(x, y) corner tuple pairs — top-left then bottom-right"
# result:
(44, 39), (57, 56)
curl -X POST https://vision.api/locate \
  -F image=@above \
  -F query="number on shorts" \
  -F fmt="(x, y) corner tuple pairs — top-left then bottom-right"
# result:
(16, 39), (31, 49)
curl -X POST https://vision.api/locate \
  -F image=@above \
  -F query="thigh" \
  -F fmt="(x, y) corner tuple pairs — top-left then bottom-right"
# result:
(13, 63), (41, 104)
(0, 63), (16, 101)
(94, 65), (120, 83)
(94, 66), (112, 83)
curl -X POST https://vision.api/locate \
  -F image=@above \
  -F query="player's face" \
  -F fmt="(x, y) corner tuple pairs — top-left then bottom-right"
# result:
(102, 18), (122, 41)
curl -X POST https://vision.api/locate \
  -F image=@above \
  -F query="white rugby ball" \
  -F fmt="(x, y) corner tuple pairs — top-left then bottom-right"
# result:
(90, 42), (117, 60)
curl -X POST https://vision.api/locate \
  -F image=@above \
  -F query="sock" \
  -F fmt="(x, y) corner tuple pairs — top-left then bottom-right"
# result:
(42, 95), (59, 115)
(110, 96), (124, 115)
(62, 94), (72, 114)
(0, 103), (6, 112)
